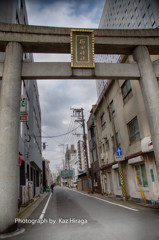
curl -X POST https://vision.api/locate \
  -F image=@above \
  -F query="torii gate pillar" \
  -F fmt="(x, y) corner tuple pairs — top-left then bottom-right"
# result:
(133, 46), (159, 182)
(0, 42), (23, 233)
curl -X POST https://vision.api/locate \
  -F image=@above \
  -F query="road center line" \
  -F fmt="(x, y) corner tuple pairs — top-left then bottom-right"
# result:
(68, 188), (139, 212)
(39, 193), (52, 220)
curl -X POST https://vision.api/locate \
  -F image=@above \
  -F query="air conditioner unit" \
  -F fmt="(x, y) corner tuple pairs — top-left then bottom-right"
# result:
(141, 136), (153, 152)
(28, 181), (33, 201)
(20, 185), (29, 205)
(105, 152), (108, 159)
(101, 153), (105, 160)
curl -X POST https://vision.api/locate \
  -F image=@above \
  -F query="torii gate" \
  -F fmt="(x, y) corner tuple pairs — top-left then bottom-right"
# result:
(0, 22), (159, 234)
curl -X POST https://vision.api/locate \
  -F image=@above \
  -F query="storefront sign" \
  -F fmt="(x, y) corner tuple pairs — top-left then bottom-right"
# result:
(150, 169), (155, 182)
(71, 29), (95, 68)
(20, 97), (28, 114)
(115, 155), (125, 161)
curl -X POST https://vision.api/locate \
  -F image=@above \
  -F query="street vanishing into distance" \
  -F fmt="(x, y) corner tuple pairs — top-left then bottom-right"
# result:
(1, 0), (159, 239)
(11, 187), (159, 240)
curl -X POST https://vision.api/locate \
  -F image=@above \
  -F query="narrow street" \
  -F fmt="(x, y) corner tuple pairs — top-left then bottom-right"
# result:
(12, 187), (159, 240)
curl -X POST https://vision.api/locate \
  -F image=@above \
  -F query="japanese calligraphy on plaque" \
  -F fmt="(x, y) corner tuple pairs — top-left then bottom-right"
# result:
(70, 29), (95, 68)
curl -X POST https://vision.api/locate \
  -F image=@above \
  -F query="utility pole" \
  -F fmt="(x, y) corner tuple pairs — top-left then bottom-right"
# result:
(71, 108), (90, 191)
(66, 144), (70, 187)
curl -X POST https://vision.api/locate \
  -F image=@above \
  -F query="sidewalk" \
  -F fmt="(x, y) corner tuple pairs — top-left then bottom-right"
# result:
(73, 187), (159, 210)
(18, 192), (48, 219)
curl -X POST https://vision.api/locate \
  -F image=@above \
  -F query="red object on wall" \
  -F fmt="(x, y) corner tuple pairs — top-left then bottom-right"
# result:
(18, 156), (22, 166)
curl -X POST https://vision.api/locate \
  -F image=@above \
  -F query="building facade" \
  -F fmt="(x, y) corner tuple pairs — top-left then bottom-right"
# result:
(42, 158), (52, 189)
(90, 54), (159, 203)
(87, 110), (101, 193)
(96, 0), (159, 98)
(0, 0), (42, 203)
(65, 144), (77, 187)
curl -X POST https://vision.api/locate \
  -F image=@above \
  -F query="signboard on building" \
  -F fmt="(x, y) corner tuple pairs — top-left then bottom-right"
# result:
(70, 29), (95, 68)
(20, 114), (28, 122)
(18, 155), (22, 166)
(60, 170), (74, 178)
(115, 156), (125, 162)
(20, 97), (28, 122)
(20, 97), (28, 114)
(116, 147), (122, 156)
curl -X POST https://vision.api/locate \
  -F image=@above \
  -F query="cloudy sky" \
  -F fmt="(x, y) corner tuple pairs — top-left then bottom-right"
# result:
(25, 0), (106, 173)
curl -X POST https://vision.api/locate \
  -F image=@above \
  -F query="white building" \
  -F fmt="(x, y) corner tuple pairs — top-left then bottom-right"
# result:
(0, 0), (42, 203)
(96, 0), (159, 98)
(65, 145), (77, 187)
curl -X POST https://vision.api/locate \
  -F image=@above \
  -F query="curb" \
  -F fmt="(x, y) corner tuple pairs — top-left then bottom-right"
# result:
(73, 188), (159, 210)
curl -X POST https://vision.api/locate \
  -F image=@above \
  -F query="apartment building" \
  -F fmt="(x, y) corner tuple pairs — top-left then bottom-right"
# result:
(42, 158), (52, 189)
(88, 53), (159, 203)
(0, 0), (42, 202)
(87, 111), (101, 193)
(65, 144), (77, 186)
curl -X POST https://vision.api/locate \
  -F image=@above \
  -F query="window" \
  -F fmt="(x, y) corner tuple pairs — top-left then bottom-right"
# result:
(135, 164), (148, 187)
(100, 113), (106, 129)
(102, 143), (106, 153)
(134, 1), (137, 10)
(148, 6), (152, 17)
(141, 8), (145, 17)
(16, 13), (19, 24)
(130, 11), (133, 17)
(108, 100), (115, 120)
(128, 117), (140, 143)
(116, 170), (121, 187)
(150, 14), (155, 26)
(136, 16), (141, 25)
(121, 80), (133, 103)
(18, 0), (21, 10)
(143, 15), (148, 25)
(139, 0), (143, 9)
(116, 132), (120, 147)
(105, 140), (110, 151)
(112, 136), (116, 153)
(145, 0), (150, 8)
(92, 148), (97, 162)
(138, 22), (141, 28)
(145, 22), (149, 28)
(36, 170), (39, 187)
(90, 126), (95, 138)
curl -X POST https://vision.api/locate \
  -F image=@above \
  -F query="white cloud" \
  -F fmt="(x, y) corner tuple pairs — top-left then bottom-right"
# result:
(26, 0), (100, 28)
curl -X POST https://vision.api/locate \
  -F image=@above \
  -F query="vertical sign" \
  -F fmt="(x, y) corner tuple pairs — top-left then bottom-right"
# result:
(150, 169), (155, 182)
(20, 97), (27, 114)
(20, 97), (28, 122)
(71, 29), (95, 68)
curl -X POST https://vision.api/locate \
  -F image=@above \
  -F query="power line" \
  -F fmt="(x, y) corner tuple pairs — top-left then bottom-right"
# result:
(41, 125), (80, 138)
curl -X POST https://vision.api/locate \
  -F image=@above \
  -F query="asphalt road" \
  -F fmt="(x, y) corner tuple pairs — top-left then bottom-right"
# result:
(12, 186), (159, 240)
